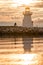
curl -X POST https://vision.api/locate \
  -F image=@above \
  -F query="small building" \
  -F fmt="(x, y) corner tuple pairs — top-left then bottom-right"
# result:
(23, 6), (33, 28)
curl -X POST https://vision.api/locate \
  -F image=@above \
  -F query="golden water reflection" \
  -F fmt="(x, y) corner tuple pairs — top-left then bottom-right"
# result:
(0, 37), (43, 65)
(0, 54), (43, 65)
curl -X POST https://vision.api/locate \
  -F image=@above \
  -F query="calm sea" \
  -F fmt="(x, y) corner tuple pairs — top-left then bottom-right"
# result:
(0, 35), (43, 65)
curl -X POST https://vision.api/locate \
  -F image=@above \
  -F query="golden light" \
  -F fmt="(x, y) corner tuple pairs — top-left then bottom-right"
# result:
(0, 0), (41, 8)
(0, 54), (41, 65)
(11, 0), (34, 7)
(7, 54), (39, 65)
(0, 1), (5, 4)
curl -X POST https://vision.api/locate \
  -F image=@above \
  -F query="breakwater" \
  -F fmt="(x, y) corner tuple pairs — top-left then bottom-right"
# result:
(0, 26), (43, 36)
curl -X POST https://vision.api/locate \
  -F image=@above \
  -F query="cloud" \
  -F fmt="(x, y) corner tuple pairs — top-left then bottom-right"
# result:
(0, 0), (43, 24)
(34, 1), (43, 8)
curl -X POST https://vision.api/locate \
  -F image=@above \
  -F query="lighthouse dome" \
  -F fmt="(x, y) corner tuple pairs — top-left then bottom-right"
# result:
(25, 6), (30, 11)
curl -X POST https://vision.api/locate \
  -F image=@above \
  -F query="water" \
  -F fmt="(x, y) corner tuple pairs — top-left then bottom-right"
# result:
(0, 36), (43, 65)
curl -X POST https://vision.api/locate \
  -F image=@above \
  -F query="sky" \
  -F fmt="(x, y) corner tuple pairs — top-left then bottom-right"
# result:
(0, 0), (43, 26)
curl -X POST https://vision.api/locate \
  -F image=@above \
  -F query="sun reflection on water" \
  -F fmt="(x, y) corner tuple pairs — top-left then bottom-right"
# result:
(0, 37), (43, 65)
(10, 54), (38, 65)
(0, 53), (42, 65)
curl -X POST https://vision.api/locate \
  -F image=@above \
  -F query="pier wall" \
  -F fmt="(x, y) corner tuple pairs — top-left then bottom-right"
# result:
(0, 26), (43, 35)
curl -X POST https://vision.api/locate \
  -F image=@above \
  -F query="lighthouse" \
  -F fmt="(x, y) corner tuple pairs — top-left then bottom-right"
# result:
(23, 6), (33, 28)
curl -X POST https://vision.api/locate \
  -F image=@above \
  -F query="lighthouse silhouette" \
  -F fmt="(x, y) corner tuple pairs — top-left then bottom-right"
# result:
(23, 6), (33, 27)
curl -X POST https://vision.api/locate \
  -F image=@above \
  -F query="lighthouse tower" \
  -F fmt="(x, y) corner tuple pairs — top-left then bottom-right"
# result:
(23, 6), (33, 28)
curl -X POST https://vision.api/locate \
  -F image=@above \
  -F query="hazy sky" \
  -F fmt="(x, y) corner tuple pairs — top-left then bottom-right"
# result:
(0, 0), (43, 25)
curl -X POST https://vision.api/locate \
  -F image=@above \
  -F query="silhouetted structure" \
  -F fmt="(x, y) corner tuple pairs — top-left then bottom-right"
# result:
(23, 6), (33, 28)
(14, 23), (17, 26)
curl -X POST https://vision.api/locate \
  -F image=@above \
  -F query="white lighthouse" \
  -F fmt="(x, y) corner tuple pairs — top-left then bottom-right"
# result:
(23, 6), (33, 28)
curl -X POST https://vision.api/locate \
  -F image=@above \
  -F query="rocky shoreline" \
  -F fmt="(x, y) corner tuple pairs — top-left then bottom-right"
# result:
(0, 26), (43, 36)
